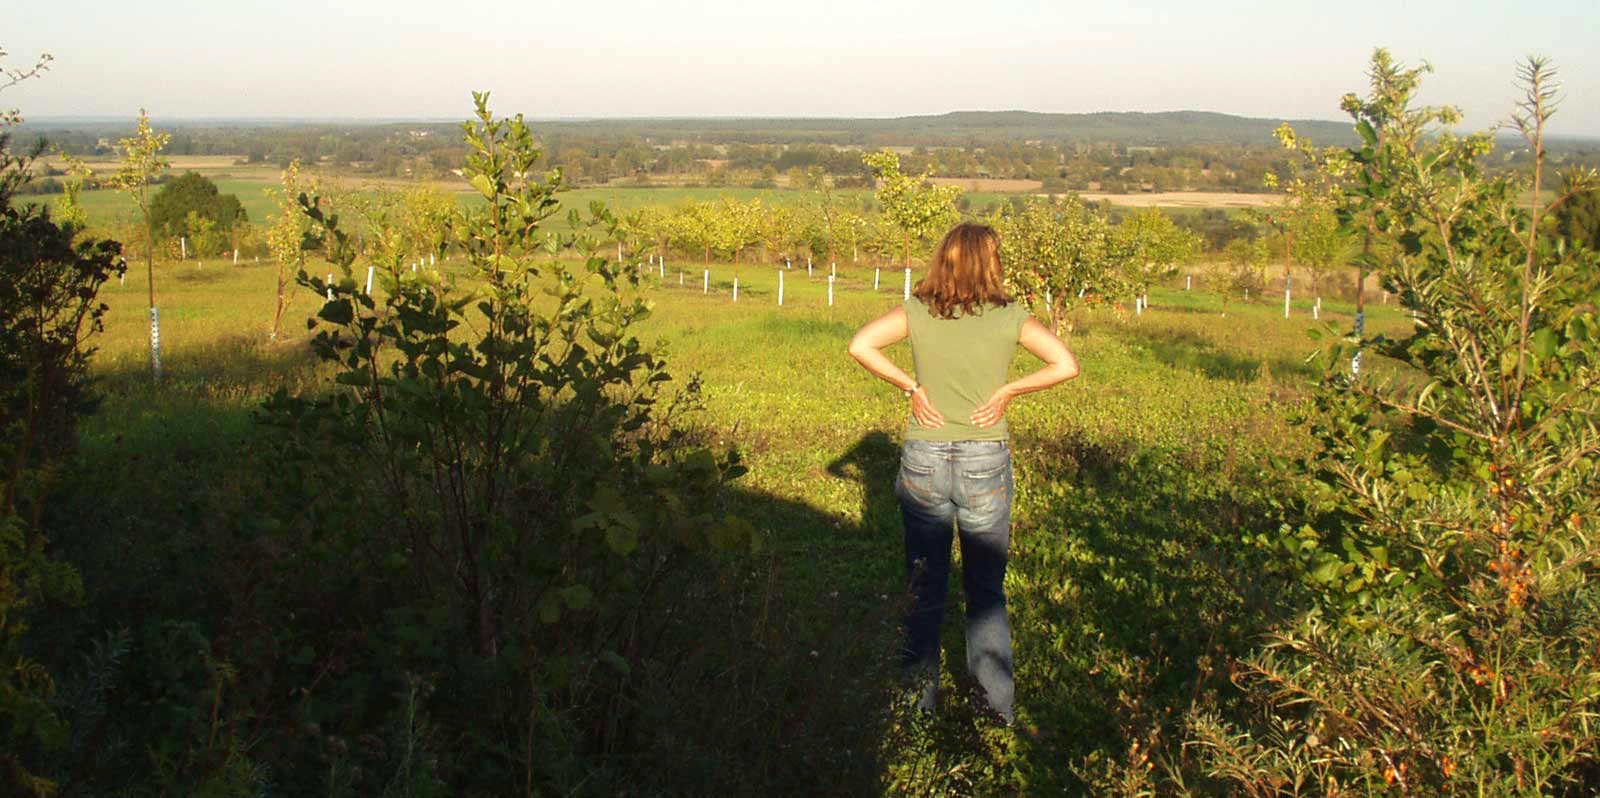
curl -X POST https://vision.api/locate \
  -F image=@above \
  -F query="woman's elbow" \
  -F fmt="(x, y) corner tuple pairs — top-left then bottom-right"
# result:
(846, 337), (871, 363)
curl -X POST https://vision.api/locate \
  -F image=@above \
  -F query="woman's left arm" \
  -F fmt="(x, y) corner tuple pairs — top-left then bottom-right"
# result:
(847, 307), (944, 429)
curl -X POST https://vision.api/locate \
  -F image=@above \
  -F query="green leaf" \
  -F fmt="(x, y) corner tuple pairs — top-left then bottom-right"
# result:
(1310, 558), (1343, 583)
(1531, 327), (1559, 359)
(599, 650), (631, 675)
(539, 593), (562, 624)
(318, 298), (354, 325)
(559, 584), (593, 610)
(604, 524), (638, 556)
(470, 173), (496, 199)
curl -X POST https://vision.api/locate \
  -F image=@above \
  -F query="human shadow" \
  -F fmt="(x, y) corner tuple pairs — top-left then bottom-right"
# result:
(825, 429), (901, 537)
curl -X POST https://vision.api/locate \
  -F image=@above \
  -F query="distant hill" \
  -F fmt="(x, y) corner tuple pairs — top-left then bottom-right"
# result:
(24, 110), (1597, 152)
(834, 109), (1359, 146)
(18, 109), (1361, 148)
(519, 109), (1360, 148)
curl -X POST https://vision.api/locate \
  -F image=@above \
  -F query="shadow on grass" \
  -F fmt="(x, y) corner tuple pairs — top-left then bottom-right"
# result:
(1000, 425), (1304, 793)
(795, 426), (1304, 794)
(1126, 325), (1317, 383)
(44, 368), (916, 796)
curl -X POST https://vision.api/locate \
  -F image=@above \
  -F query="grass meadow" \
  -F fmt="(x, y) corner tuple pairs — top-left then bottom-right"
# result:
(69, 248), (1414, 792)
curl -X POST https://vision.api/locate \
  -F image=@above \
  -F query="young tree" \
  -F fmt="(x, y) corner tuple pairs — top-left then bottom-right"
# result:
(264, 159), (312, 342)
(1221, 232), (1269, 314)
(678, 201), (718, 265)
(996, 196), (1121, 333)
(1114, 207), (1201, 311)
(712, 198), (762, 272)
(50, 148), (92, 231)
(112, 110), (170, 376)
(862, 150), (961, 268)
(1265, 124), (1357, 311)
(1190, 52), (1600, 796)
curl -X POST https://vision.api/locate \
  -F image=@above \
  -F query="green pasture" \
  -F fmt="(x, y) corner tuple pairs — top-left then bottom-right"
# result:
(76, 248), (1414, 791)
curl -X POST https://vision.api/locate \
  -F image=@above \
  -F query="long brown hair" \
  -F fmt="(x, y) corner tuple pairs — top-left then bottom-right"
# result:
(912, 223), (1012, 319)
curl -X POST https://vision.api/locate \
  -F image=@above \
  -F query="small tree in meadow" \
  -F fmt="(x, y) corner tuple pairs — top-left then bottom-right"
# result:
(1114, 207), (1201, 309)
(863, 149), (961, 268)
(112, 110), (169, 376)
(50, 148), (92, 232)
(996, 195), (1122, 333)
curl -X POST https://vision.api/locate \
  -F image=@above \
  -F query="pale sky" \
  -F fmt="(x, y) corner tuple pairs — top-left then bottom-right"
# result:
(8, 0), (1600, 136)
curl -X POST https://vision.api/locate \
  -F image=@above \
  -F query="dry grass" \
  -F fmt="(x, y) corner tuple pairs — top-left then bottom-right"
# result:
(1071, 190), (1285, 208)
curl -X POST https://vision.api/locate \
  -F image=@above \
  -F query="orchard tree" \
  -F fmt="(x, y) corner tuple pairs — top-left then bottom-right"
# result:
(713, 197), (762, 270)
(50, 148), (92, 231)
(996, 196), (1121, 333)
(863, 150), (961, 268)
(1114, 207), (1201, 310)
(759, 204), (793, 266)
(112, 109), (170, 376)
(265, 159), (313, 342)
(1292, 201), (1348, 301)
(1265, 124), (1357, 312)
(837, 208), (867, 265)
(402, 185), (453, 264)
(1221, 232), (1269, 314)
(815, 169), (840, 266)
(635, 205), (673, 263)
(678, 201), (718, 265)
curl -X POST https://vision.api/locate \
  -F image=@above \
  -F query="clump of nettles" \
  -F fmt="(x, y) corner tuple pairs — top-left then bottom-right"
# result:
(1175, 51), (1600, 796)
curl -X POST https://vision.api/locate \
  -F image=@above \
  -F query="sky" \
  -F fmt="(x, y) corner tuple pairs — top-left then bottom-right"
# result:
(7, 0), (1600, 136)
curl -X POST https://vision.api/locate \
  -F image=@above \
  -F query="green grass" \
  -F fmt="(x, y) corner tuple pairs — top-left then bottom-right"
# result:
(70, 248), (1416, 794)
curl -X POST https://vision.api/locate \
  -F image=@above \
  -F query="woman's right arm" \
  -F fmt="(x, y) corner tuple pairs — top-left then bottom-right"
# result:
(969, 317), (1079, 428)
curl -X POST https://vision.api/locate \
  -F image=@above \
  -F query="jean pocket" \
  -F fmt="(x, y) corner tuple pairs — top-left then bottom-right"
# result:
(897, 457), (943, 507)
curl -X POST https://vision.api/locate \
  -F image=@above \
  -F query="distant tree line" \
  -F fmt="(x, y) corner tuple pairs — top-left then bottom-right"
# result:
(18, 115), (1600, 196)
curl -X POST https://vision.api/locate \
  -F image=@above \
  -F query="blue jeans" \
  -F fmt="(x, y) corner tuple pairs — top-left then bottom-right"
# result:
(895, 439), (1014, 722)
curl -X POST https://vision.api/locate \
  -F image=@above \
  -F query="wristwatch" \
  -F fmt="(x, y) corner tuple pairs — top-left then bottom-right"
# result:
(904, 382), (920, 398)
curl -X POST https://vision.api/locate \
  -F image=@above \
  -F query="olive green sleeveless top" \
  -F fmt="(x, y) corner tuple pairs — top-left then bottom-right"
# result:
(904, 297), (1028, 442)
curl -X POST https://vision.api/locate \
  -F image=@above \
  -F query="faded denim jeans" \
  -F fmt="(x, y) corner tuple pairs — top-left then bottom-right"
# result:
(895, 439), (1014, 722)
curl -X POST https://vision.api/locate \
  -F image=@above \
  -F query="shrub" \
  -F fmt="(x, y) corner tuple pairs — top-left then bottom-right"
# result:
(1188, 52), (1600, 797)
(0, 128), (121, 796)
(251, 93), (759, 793)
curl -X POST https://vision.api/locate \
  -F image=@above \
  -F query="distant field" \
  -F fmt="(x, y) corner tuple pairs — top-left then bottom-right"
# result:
(930, 176), (1045, 192)
(1077, 190), (1284, 208)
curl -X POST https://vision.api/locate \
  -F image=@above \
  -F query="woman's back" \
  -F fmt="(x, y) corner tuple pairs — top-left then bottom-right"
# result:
(904, 297), (1026, 441)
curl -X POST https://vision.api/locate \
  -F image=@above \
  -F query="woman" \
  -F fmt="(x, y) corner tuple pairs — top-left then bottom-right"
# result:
(847, 222), (1078, 723)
